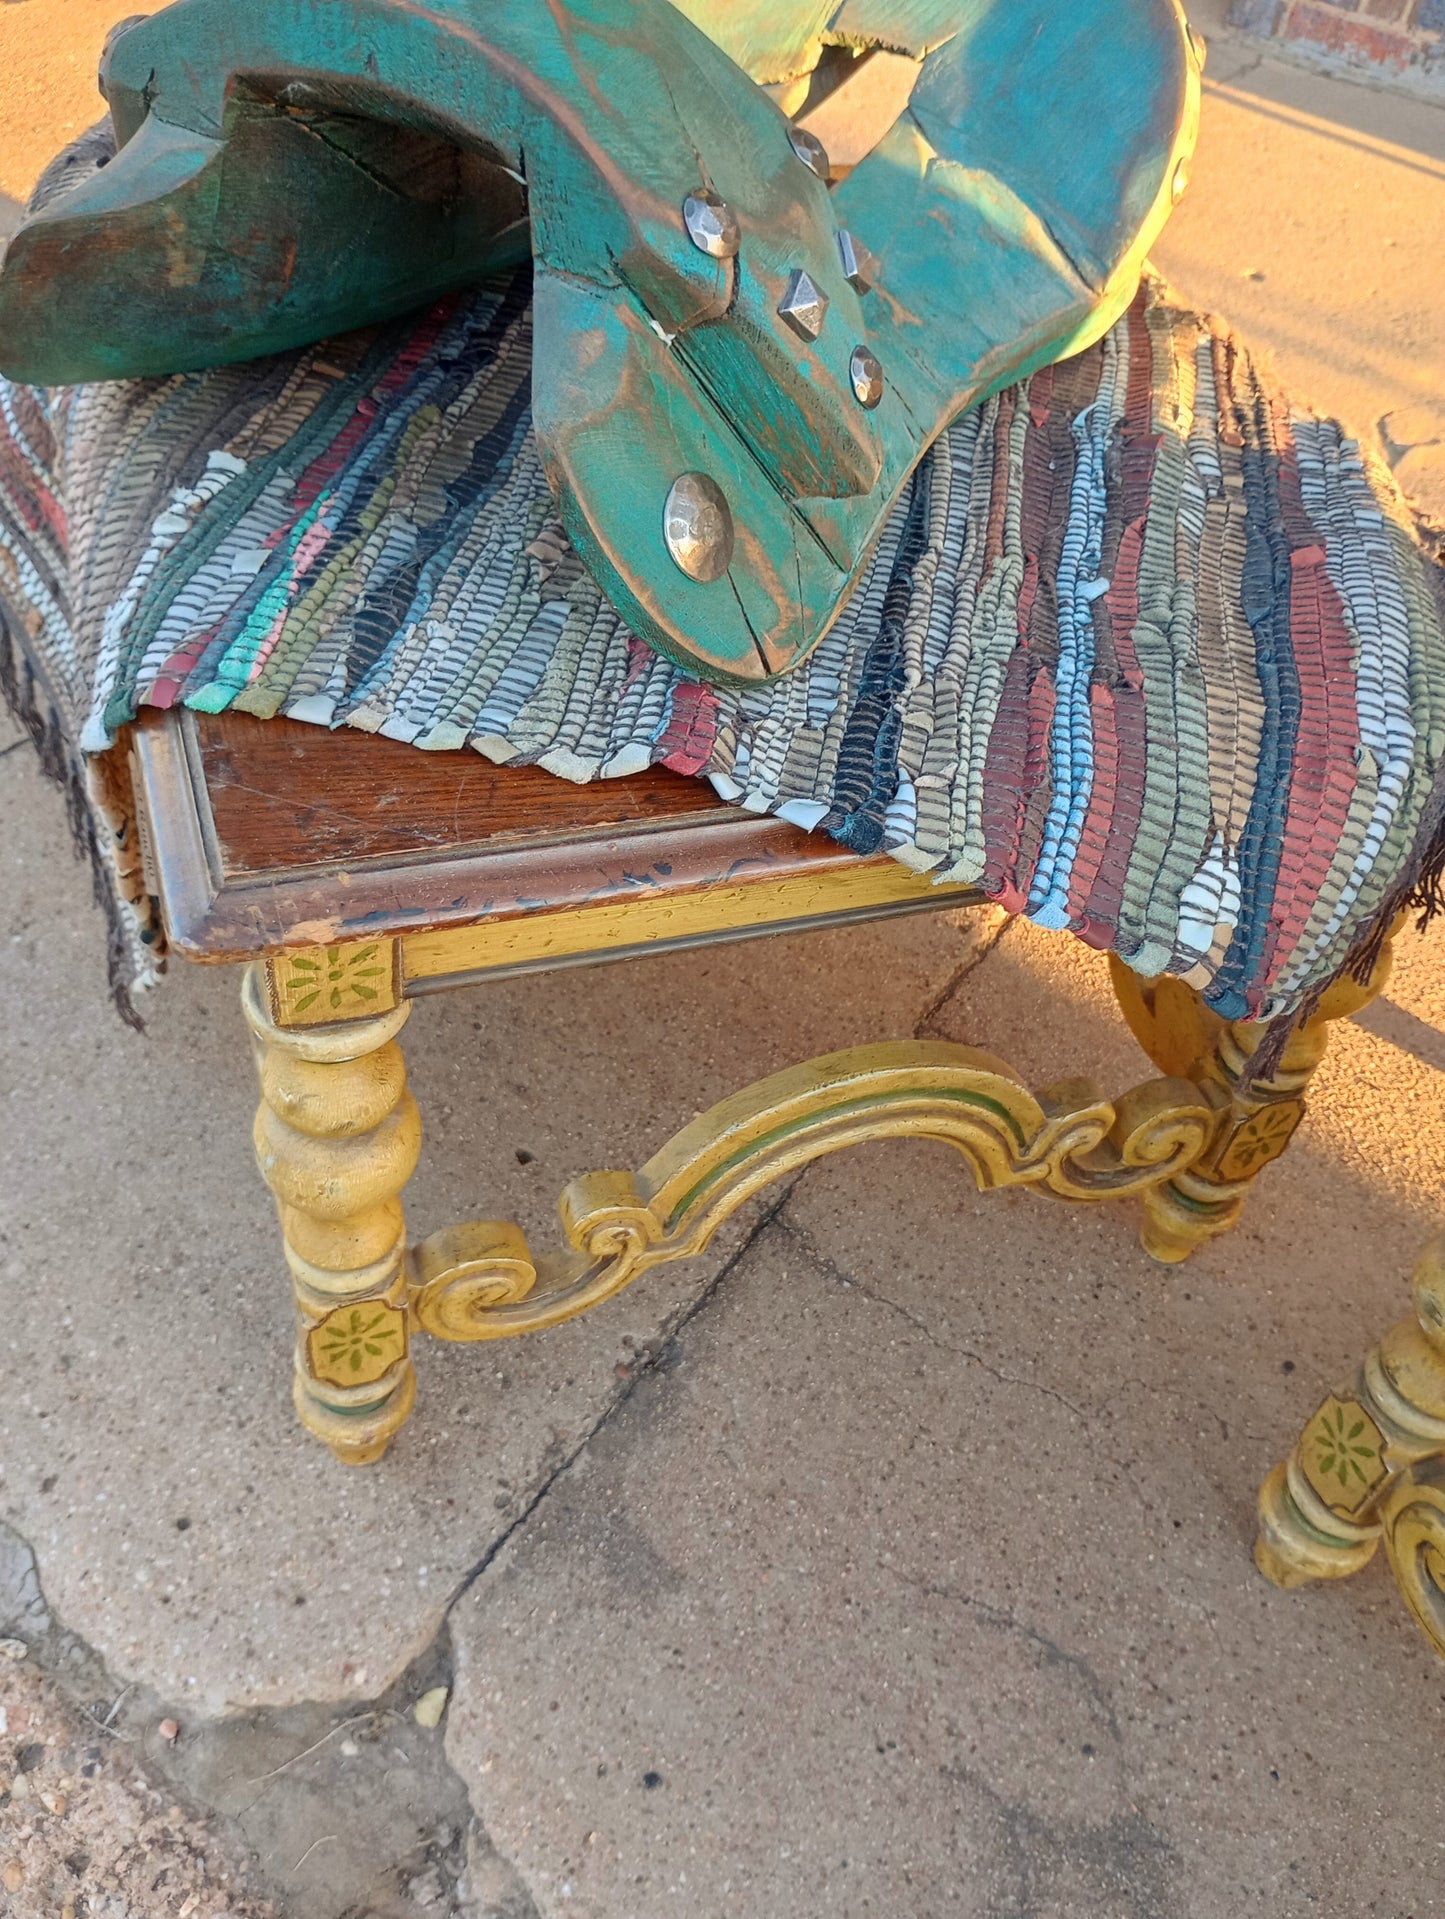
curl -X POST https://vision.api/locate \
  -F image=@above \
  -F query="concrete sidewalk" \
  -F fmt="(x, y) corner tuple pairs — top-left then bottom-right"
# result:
(4, 8), (1445, 1917)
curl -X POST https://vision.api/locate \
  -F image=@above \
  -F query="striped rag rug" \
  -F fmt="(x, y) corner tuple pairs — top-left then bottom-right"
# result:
(3, 265), (1444, 1025)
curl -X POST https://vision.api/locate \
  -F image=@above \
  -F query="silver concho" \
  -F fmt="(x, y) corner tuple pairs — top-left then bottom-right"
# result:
(788, 126), (830, 178)
(683, 189), (740, 260)
(837, 229), (877, 294)
(849, 345), (884, 409)
(663, 473), (735, 583)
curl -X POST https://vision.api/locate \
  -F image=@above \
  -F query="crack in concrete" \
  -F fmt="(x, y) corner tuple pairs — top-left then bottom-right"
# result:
(882, 1560), (1122, 1742)
(0, 1189), (801, 1917)
(391, 1174), (807, 1916)
(912, 908), (1013, 1037)
(0, 916), (1010, 1912)
(435, 1176), (804, 1624)
(1213, 48), (1267, 83)
(765, 1226), (1265, 1708)
(769, 1209), (1172, 1536)
(1, 1520), (300, 1908)
(339, 910), (1016, 1907)
(1112, 1372), (1228, 1447)
(1111, 1369), (1275, 1452)
(0, 905), (1099, 1913)
(775, 1211), (1095, 1427)
(2, 1518), (542, 1918)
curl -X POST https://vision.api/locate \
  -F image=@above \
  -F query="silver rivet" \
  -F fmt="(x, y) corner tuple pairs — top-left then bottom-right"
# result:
(778, 268), (829, 342)
(1172, 156), (1191, 203)
(663, 472), (734, 583)
(788, 126), (830, 179)
(682, 189), (740, 260)
(837, 229), (876, 294)
(850, 346), (884, 409)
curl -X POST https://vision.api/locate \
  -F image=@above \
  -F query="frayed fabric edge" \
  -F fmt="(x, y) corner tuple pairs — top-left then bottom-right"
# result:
(0, 602), (153, 1030)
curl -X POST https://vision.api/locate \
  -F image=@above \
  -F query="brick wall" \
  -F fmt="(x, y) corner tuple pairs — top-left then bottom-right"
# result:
(1229, 0), (1445, 95)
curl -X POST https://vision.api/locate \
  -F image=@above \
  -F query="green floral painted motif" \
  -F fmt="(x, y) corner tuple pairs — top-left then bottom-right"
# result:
(318, 1307), (401, 1377)
(284, 943), (388, 1017)
(1310, 1403), (1379, 1493)
(1217, 1101), (1303, 1179)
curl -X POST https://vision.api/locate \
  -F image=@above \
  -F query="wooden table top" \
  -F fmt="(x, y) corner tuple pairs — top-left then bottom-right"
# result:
(131, 707), (976, 976)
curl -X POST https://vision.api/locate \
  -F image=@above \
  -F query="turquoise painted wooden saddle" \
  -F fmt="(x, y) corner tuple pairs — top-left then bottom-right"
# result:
(0, 0), (1199, 684)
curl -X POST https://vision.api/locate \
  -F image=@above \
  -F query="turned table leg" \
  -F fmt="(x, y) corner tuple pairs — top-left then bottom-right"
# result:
(1256, 1233), (1445, 1659)
(243, 962), (421, 1464)
(1109, 935), (1396, 1264)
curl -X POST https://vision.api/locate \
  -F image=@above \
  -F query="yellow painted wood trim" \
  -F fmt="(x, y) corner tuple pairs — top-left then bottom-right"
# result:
(401, 861), (970, 985)
(407, 1038), (1216, 1343)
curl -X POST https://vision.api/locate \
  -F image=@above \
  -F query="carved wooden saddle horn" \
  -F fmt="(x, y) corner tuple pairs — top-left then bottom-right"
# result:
(0, 0), (1200, 684)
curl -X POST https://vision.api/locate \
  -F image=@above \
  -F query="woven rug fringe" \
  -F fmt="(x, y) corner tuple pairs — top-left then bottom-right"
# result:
(1, 606), (148, 1029)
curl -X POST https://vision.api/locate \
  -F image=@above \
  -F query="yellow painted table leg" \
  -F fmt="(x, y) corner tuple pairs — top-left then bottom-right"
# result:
(1256, 1233), (1445, 1661)
(243, 965), (421, 1464)
(1110, 940), (1395, 1265)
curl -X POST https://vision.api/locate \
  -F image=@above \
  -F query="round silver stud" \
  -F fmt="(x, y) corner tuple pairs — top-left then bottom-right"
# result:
(850, 345), (884, 409)
(788, 126), (830, 179)
(682, 189), (740, 260)
(1172, 155), (1191, 204)
(664, 472), (734, 583)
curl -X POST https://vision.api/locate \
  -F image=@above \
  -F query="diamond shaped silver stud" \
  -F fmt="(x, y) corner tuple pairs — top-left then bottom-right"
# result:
(683, 189), (740, 260)
(849, 346), (884, 409)
(663, 472), (734, 583)
(837, 229), (877, 294)
(788, 126), (830, 178)
(778, 269), (829, 342)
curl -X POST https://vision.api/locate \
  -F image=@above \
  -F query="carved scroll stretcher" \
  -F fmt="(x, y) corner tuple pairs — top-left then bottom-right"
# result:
(246, 927), (1387, 1465)
(246, 927), (1445, 1669)
(407, 1041), (1219, 1341)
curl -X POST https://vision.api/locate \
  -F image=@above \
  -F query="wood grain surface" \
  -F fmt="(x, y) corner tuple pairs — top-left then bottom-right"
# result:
(189, 707), (726, 874)
(132, 707), (976, 970)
